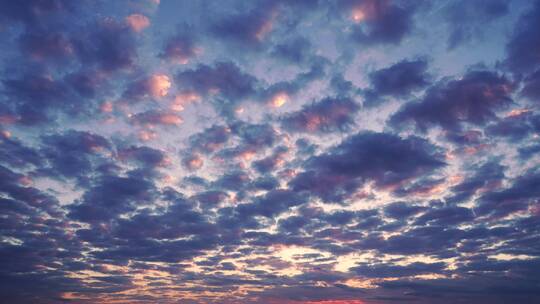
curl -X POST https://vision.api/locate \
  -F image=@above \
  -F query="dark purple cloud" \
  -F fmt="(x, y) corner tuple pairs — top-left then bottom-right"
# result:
(390, 71), (514, 132)
(160, 30), (199, 64)
(176, 62), (256, 99)
(505, 1), (540, 75)
(209, 1), (278, 48)
(39, 130), (111, 185)
(346, 0), (420, 45)
(476, 169), (540, 218)
(364, 58), (431, 105)
(68, 174), (157, 222)
(72, 19), (139, 72)
(352, 261), (447, 278)
(282, 97), (360, 133)
(291, 131), (445, 202)
(521, 69), (540, 101)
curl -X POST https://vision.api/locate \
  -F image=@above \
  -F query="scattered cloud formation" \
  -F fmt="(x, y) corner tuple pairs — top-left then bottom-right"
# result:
(1, 1), (540, 303)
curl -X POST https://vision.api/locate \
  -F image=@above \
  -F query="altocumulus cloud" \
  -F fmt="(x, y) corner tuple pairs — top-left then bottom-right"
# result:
(0, 0), (540, 303)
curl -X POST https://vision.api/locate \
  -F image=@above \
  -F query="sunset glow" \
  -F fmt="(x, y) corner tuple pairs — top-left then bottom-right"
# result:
(1, 0), (540, 303)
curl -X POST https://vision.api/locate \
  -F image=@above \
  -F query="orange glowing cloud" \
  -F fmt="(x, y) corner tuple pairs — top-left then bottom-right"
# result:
(350, 0), (386, 23)
(506, 108), (531, 118)
(239, 150), (256, 161)
(138, 130), (158, 141)
(269, 92), (289, 108)
(235, 107), (245, 114)
(171, 92), (200, 112)
(183, 154), (204, 170)
(126, 14), (150, 32)
(305, 115), (323, 132)
(157, 113), (182, 125)
(148, 74), (171, 98)
(100, 101), (114, 113)
(351, 8), (366, 22)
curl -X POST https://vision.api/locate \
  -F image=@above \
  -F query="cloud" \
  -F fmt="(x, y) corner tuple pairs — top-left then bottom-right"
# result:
(271, 36), (313, 65)
(130, 110), (183, 127)
(125, 14), (150, 32)
(347, 0), (419, 45)
(125, 74), (171, 99)
(1, 72), (74, 125)
(505, 1), (540, 74)
(475, 169), (540, 218)
(176, 62), (256, 99)
(19, 30), (74, 62)
(521, 69), (540, 101)
(160, 31), (199, 64)
(0, 136), (42, 169)
(282, 97), (360, 133)
(390, 71), (514, 132)
(237, 189), (308, 218)
(118, 146), (168, 169)
(290, 132), (445, 202)
(72, 18), (138, 72)
(175, 62), (257, 116)
(352, 261), (447, 278)
(364, 58), (430, 106)
(209, 1), (279, 48)
(485, 112), (539, 142)
(182, 154), (204, 171)
(68, 174), (158, 222)
(384, 201), (426, 220)
(39, 130), (111, 185)
(1, 1), (540, 303)
(188, 125), (231, 153)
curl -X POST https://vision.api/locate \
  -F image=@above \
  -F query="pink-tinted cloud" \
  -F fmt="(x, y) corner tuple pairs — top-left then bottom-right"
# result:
(125, 14), (150, 32)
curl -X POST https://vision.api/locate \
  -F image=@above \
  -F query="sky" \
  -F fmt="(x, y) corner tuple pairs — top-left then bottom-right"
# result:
(0, 0), (540, 303)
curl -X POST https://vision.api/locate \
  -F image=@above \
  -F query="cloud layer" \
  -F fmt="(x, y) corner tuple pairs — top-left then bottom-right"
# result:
(1, 0), (539, 303)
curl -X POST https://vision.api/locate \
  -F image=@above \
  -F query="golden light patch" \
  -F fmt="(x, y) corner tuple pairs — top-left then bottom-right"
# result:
(235, 106), (245, 114)
(269, 92), (289, 108)
(239, 150), (256, 161)
(148, 74), (172, 98)
(506, 108), (531, 118)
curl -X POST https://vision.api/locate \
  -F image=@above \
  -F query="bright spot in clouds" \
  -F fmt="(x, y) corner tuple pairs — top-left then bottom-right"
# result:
(269, 92), (289, 108)
(125, 14), (150, 32)
(148, 74), (171, 98)
(352, 9), (365, 23)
